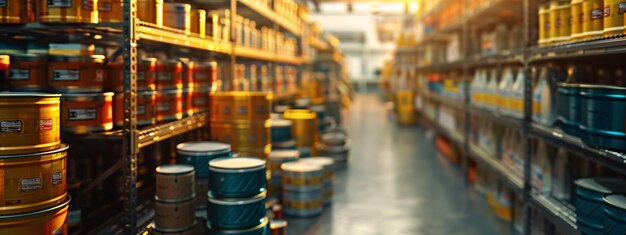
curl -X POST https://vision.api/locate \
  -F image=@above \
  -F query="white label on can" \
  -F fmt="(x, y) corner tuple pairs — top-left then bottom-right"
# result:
(620, 3), (626, 14)
(156, 72), (172, 81)
(98, 2), (112, 11)
(1, 120), (22, 133)
(47, 0), (72, 8)
(591, 9), (603, 20)
(52, 227), (64, 235)
(40, 119), (53, 131)
(156, 103), (171, 112)
(53, 69), (80, 81)
(69, 108), (97, 120)
(0, 0), (6, 7)
(137, 105), (146, 115)
(21, 177), (42, 191)
(9, 69), (29, 80)
(52, 172), (63, 185)
(67, 210), (82, 225)
(83, 0), (94, 10)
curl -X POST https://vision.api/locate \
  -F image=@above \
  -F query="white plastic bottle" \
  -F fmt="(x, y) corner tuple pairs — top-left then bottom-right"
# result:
(510, 68), (525, 119)
(532, 67), (554, 125)
(532, 140), (552, 194)
(485, 69), (499, 110)
(551, 148), (571, 201)
(498, 67), (514, 115)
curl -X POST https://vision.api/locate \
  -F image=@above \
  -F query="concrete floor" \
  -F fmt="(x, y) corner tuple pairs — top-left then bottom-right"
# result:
(286, 94), (513, 235)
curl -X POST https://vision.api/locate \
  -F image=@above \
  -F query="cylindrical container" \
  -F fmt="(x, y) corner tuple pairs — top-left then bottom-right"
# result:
(206, 216), (269, 235)
(106, 58), (157, 92)
(179, 59), (195, 90)
(98, 0), (122, 22)
(0, 196), (70, 234)
(319, 143), (350, 167)
(0, 0), (33, 23)
(0, 144), (68, 215)
(579, 85), (626, 150)
(282, 188), (323, 217)
(283, 109), (318, 150)
(270, 220), (287, 235)
(60, 92), (114, 134)
(156, 60), (183, 91)
(163, 3), (191, 35)
(177, 142), (232, 178)
(191, 9), (206, 37)
(152, 221), (197, 235)
(298, 157), (335, 205)
(575, 178), (626, 235)
(604, 194), (626, 235)
(156, 164), (195, 202)
(272, 140), (296, 150)
(267, 150), (300, 176)
(209, 120), (271, 153)
(182, 88), (194, 117)
(557, 83), (582, 137)
(539, 3), (551, 46)
(7, 54), (47, 91)
(281, 161), (323, 192)
(550, 0), (571, 44)
(48, 55), (105, 93)
(571, 0), (584, 40)
(207, 191), (266, 230)
(210, 91), (272, 122)
(271, 119), (292, 143)
(113, 91), (156, 127)
(156, 89), (183, 122)
(40, 0), (98, 23)
(191, 86), (209, 114)
(137, 0), (163, 27)
(193, 61), (217, 86)
(0, 93), (61, 155)
(154, 197), (196, 230)
(208, 157), (266, 198)
(582, 0), (604, 39)
(321, 132), (347, 146)
(603, 0), (625, 36)
(311, 104), (327, 131)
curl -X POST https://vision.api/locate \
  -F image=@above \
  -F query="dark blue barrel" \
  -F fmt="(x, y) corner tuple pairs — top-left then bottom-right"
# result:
(271, 119), (292, 143)
(579, 85), (626, 150)
(206, 192), (267, 230)
(556, 83), (582, 137)
(206, 216), (269, 235)
(575, 178), (626, 235)
(208, 157), (267, 198)
(603, 194), (626, 235)
(177, 142), (232, 178)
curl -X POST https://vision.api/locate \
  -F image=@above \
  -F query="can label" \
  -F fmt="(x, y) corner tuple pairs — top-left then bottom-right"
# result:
(21, 177), (42, 191)
(157, 103), (171, 112)
(237, 106), (248, 115)
(40, 119), (54, 131)
(67, 210), (82, 226)
(52, 172), (63, 185)
(156, 72), (173, 81)
(52, 227), (63, 235)
(83, 0), (95, 10)
(605, 6), (611, 17)
(9, 69), (29, 80)
(69, 108), (97, 120)
(53, 69), (80, 81)
(0, 0), (6, 7)
(98, 2), (112, 11)
(47, 0), (72, 8)
(591, 9), (603, 20)
(619, 3), (626, 14)
(0, 120), (22, 133)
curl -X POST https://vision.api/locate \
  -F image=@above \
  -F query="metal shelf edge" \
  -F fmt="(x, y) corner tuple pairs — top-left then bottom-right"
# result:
(468, 144), (524, 195)
(529, 193), (580, 235)
(137, 25), (231, 53)
(237, 0), (301, 36)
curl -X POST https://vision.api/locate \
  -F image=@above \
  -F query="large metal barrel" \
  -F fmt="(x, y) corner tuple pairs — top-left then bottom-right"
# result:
(0, 196), (70, 234)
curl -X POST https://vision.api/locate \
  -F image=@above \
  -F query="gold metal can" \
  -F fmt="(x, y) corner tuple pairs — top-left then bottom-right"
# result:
(603, 0), (625, 36)
(48, 55), (105, 93)
(163, 2), (190, 34)
(98, 0), (122, 22)
(40, 0), (98, 23)
(0, 145), (68, 215)
(60, 92), (114, 134)
(8, 54), (48, 92)
(0, 0), (35, 23)
(282, 109), (318, 150)
(550, 1), (571, 43)
(209, 91), (272, 122)
(137, 0), (163, 27)
(582, 0), (604, 39)
(0, 196), (69, 234)
(209, 120), (271, 152)
(191, 9), (206, 38)
(0, 93), (61, 155)
(539, 3), (551, 46)
(571, 0), (584, 41)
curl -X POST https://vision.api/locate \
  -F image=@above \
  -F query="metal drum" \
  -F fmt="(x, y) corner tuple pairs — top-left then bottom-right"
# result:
(271, 119), (292, 143)
(0, 196), (70, 234)
(207, 192), (267, 230)
(282, 188), (323, 217)
(272, 140), (296, 150)
(60, 92), (113, 134)
(194, 61), (217, 87)
(549, 0), (570, 44)
(575, 178), (626, 235)
(208, 157), (266, 198)
(268, 150), (299, 199)
(151, 221), (198, 235)
(192, 86), (210, 114)
(98, 0), (122, 22)
(281, 161), (323, 192)
(163, 3), (191, 34)
(106, 58), (157, 92)
(604, 195), (626, 235)
(282, 109), (318, 151)
(0, 144), (68, 215)
(322, 132), (347, 146)
(210, 92), (272, 122)
(40, 0), (98, 23)
(0, 93), (60, 155)
(156, 164), (195, 202)
(154, 198), (196, 231)
(603, 0), (625, 37)
(571, 0), (583, 41)
(556, 83), (582, 137)
(8, 54), (47, 91)
(209, 120), (271, 154)
(0, 0), (33, 23)
(299, 157), (335, 205)
(206, 216), (269, 235)
(48, 55), (105, 93)
(582, 0), (604, 39)
(137, 0), (163, 27)
(319, 142), (350, 167)
(270, 220), (286, 235)
(177, 142), (232, 178)
(156, 89), (183, 122)
(113, 91), (156, 127)
(579, 85), (626, 151)
(156, 60), (183, 91)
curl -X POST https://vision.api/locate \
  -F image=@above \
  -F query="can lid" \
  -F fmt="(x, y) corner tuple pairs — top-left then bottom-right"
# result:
(322, 132), (347, 144)
(575, 178), (626, 194)
(281, 161), (323, 173)
(208, 191), (266, 205)
(0, 92), (61, 98)
(177, 141), (231, 156)
(268, 150), (300, 160)
(206, 216), (268, 233)
(209, 157), (266, 169)
(271, 119), (292, 127)
(299, 157), (334, 167)
(283, 109), (317, 120)
(272, 139), (296, 148)
(604, 195), (626, 210)
(156, 164), (194, 175)
(270, 219), (288, 229)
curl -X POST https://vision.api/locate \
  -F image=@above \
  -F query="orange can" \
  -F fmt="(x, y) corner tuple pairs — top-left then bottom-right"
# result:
(49, 55), (105, 93)
(60, 92), (113, 134)
(191, 9), (206, 38)
(137, 0), (163, 27)
(179, 58), (195, 90)
(155, 60), (183, 90)
(0, 0), (35, 23)
(156, 89), (183, 122)
(0, 197), (70, 235)
(8, 54), (47, 92)
(182, 88), (194, 117)
(40, 0), (99, 23)
(191, 86), (209, 114)
(106, 58), (157, 92)
(98, 0), (122, 22)
(113, 91), (156, 127)
(193, 61), (217, 87)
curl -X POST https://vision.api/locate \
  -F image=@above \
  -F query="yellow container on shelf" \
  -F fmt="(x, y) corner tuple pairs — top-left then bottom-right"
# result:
(40, 0), (98, 23)
(209, 120), (271, 153)
(210, 91), (272, 122)
(0, 0), (35, 23)
(98, 0), (122, 22)
(137, 0), (163, 27)
(0, 197), (70, 234)
(539, 3), (551, 46)
(283, 109), (318, 150)
(550, 0), (571, 44)
(396, 91), (416, 125)
(571, 0), (584, 41)
(603, 0), (625, 36)
(582, 0), (604, 39)
(163, 2), (191, 34)
(191, 9), (207, 38)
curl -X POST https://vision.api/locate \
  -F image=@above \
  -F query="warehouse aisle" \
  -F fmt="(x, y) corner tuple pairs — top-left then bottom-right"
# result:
(287, 94), (511, 235)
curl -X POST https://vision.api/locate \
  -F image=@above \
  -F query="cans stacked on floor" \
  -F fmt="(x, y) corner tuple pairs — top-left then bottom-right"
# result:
(176, 142), (232, 216)
(319, 130), (351, 169)
(281, 161), (324, 217)
(153, 164), (198, 234)
(282, 109), (318, 157)
(207, 157), (269, 234)
(271, 118), (295, 150)
(267, 150), (300, 200)
(299, 157), (335, 206)
(0, 93), (71, 234)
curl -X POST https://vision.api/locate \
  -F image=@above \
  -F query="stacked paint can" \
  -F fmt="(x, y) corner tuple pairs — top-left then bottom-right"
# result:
(574, 177), (626, 235)
(299, 157), (335, 206)
(176, 142), (232, 216)
(0, 93), (71, 234)
(107, 57), (158, 127)
(209, 91), (272, 159)
(603, 194), (626, 235)
(282, 109), (318, 157)
(155, 59), (184, 122)
(318, 131), (351, 169)
(153, 164), (198, 234)
(267, 150), (300, 200)
(206, 157), (270, 234)
(271, 118), (296, 150)
(281, 161), (324, 217)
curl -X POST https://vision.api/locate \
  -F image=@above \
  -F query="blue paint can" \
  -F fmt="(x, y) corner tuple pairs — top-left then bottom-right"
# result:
(208, 157), (267, 198)
(271, 119), (292, 143)
(603, 194), (626, 235)
(575, 178), (626, 235)
(206, 216), (269, 235)
(177, 142), (232, 178)
(579, 85), (626, 150)
(206, 192), (267, 230)
(556, 83), (582, 137)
